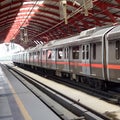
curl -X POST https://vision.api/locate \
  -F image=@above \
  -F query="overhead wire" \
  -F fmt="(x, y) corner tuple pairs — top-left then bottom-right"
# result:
(11, 0), (39, 42)
(29, 0), (116, 41)
(12, 0), (118, 45)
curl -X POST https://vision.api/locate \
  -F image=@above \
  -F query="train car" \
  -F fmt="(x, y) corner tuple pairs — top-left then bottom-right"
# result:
(106, 25), (120, 82)
(28, 47), (36, 67)
(32, 45), (42, 68)
(44, 40), (57, 71)
(12, 51), (24, 66)
(41, 26), (115, 88)
(12, 25), (120, 89)
(73, 26), (115, 88)
(43, 35), (81, 77)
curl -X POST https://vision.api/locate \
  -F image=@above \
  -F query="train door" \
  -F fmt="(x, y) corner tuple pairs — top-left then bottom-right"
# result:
(51, 49), (56, 69)
(38, 49), (42, 67)
(106, 40), (120, 81)
(64, 47), (69, 72)
(56, 48), (64, 70)
(27, 52), (29, 64)
(37, 51), (40, 66)
(82, 44), (91, 75)
(42, 49), (47, 68)
(29, 53), (31, 64)
(25, 53), (27, 64)
(36, 51), (39, 66)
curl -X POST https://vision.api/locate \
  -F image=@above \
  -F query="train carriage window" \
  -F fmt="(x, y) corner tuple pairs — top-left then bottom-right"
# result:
(64, 48), (69, 59)
(93, 43), (96, 60)
(43, 50), (45, 55)
(34, 52), (36, 56)
(47, 50), (52, 59)
(86, 45), (89, 59)
(33, 52), (35, 59)
(58, 48), (63, 59)
(82, 45), (85, 59)
(72, 46), (79, 59)
(42, 50), (46, 59)
(26, 53), (27, 61)
(51, 49), (55, 59)
(116, 40), (120, 60)
(29, 53), (31, 58)
(37, 51), (40, 56)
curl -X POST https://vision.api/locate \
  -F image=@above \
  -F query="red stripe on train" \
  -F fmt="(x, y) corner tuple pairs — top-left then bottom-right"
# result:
(107, 65), (120, 70)
(42, 60), (120, 70)
(48, 61), (103, 68)
(91, 64), (103, 68)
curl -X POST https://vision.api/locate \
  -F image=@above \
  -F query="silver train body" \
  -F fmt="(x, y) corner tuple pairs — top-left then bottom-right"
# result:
(12, 25), (120, 88)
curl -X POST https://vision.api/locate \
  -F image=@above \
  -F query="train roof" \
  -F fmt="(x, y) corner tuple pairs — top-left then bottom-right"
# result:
(25, 44), (43, 52)
(91, 26), (114, 37)
(107, 25), (120, 40)
(42, 25), (114, 48)
(22, 25), (116, 51)
(77, 26), (114, 43)
(42, 35), (80, 49)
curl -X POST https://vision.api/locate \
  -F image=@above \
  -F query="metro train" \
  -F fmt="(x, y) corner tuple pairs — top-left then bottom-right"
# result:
(12, 25), (120, 90)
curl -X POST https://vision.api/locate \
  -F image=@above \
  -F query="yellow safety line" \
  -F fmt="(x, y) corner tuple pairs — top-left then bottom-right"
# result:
(5, 76), (32, 120)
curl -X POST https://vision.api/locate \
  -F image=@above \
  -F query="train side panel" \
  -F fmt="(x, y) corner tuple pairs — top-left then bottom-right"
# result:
(33, 48), (42, 68)
(69, 45), (82, 79)
(89, 26), (114, 81)
(33, 51), (39, 66)
(26, 52), (29, 65)
(29, 52), (34, 66)
(55, 46), (70, 75)
(107, 25), (120, 82)
(90, 42), (103, 79)
(81, 44), (91, 76)
(46, 48), (56, 70)
(56, 47), (66, 74)
(41, 49), (47, 68)
(38, 50), (42, 67)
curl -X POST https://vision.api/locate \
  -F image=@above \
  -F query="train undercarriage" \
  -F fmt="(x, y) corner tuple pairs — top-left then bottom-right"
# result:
(14, 62), (120, 92)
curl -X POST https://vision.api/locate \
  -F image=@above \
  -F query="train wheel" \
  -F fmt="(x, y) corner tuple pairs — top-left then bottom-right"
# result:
(79, 76), (84, 84)
(70, 74), (76, 81)
(88, 78), (95, 88)
(118, 98), (120, 105)
(94, 80), (102, 90)
(76, 75), (79, 82)
(101, 81), (108, 91)
(35, 67), (37, 71)
(62, 72), (66, 78)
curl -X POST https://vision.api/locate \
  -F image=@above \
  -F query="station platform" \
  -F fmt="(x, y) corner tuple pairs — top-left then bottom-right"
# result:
(0, 65), (61, 120)
(13, 65), (120, 120)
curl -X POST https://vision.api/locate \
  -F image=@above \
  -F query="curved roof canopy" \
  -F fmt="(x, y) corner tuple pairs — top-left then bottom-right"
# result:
(0, 0), (120, 48)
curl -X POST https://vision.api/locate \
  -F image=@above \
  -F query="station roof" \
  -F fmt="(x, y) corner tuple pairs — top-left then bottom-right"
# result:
(0, 0), (120, 48)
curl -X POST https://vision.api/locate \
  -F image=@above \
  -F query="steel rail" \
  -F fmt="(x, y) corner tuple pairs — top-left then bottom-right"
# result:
(4, 65), (112, 120)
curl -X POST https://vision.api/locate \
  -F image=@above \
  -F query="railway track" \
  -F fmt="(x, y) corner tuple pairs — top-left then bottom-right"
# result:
(2, 64), (113, 120)
(23, 66), (120, 105)
(51, 75), (120, 105)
